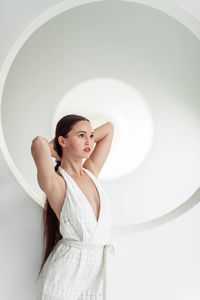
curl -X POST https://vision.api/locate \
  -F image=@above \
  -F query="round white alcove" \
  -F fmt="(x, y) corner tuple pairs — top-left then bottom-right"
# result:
(0, 0), (200, 229)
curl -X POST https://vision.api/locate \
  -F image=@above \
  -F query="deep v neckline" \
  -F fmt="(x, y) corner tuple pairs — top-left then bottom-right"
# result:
(59, 166), (101, 224)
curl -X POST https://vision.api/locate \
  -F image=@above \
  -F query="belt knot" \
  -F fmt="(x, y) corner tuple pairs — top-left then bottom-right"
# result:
(105, 242), (115, 254)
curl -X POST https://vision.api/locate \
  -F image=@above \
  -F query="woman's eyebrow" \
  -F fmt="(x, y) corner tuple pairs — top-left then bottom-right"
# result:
(76, 130), (95, 134)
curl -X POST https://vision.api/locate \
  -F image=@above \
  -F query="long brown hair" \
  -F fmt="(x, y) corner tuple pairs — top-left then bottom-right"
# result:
(37, 114), (90, 278)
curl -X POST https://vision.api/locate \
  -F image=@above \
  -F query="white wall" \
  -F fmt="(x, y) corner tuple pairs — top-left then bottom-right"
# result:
(0, 1), (200, 299)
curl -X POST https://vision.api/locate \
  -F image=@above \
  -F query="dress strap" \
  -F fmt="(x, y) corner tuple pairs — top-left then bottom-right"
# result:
(58, 166), (73, 187)
(82, 167), (98, 182)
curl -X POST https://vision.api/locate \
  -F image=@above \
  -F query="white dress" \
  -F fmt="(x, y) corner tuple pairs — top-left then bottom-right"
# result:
(35, 166), (115, 300)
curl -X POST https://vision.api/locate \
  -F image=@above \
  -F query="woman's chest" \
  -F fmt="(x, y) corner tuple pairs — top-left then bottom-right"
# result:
(72, 176), (101, 221)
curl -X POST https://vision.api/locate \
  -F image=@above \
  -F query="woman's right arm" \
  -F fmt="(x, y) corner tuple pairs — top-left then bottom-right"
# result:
(31, 136), (59, 194)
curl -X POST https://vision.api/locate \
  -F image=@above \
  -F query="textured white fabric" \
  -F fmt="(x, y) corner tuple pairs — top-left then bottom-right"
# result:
(35, 166), (115, 299)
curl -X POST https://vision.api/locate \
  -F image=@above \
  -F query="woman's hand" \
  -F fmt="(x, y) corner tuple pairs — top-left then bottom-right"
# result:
(49, 138), (61, 162)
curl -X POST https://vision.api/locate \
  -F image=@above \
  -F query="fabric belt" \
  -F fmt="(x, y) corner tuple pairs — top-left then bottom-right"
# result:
(60, 238), (115, 300)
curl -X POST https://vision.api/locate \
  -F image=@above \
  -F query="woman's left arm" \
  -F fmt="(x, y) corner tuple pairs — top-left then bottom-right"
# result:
(93, 122), (114, 143)
(83, 122), (114, 177)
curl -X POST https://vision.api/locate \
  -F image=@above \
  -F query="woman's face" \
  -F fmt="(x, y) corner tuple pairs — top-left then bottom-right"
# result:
(64, 120), (95, 158)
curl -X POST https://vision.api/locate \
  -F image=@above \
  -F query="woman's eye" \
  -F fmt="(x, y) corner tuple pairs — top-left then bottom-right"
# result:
(79, 133), (94, 138)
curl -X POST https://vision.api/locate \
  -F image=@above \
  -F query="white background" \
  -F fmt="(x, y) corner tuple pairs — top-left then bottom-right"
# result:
(0, 1), (200, 299)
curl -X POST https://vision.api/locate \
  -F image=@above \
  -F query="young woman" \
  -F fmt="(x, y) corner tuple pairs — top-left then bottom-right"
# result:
(31, 114), (115, 300)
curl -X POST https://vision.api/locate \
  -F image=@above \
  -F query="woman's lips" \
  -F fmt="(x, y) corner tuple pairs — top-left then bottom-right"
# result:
(84, 147), (91, 152)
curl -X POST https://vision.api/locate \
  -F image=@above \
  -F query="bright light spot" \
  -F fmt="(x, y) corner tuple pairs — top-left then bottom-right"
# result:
(52, 77), (154, 180)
